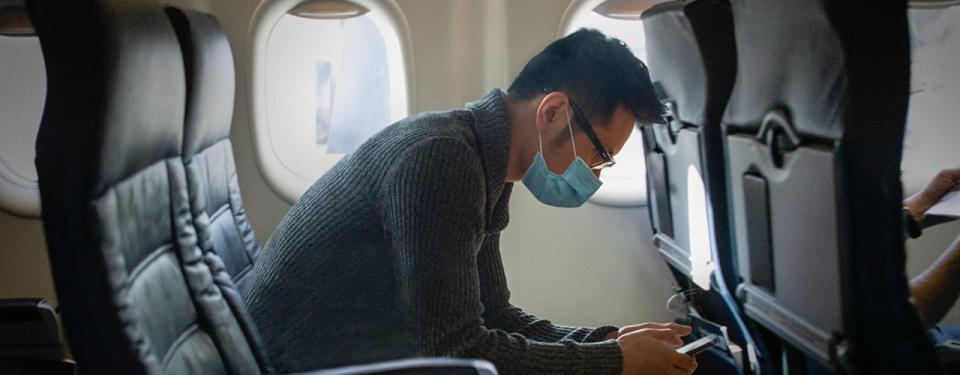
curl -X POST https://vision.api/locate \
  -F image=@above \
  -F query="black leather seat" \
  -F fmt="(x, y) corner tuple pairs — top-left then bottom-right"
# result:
(721, 0), (939, 372)
(641, 1), (761, 373)
(166, 7), (262, 292)
(30, 0), (265, 373)
(165, 7), (275, 374)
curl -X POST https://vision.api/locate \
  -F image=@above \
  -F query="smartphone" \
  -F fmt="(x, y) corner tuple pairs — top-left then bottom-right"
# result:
(677, 334), (718, 356)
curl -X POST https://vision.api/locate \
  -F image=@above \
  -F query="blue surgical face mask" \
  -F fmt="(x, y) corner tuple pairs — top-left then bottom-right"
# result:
(521, 110), (603, 207)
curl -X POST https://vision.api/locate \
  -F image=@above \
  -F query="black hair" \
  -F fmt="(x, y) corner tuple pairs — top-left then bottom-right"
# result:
(507, 28), (665, 126)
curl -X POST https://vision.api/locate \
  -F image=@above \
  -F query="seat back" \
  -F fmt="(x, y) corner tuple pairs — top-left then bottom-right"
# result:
(641, 1), (758, 372)
(722, 0), (938, 372)
(166, 8), (262, 290)
(166, 7), (273, 373)
(30, 1), (263, 373)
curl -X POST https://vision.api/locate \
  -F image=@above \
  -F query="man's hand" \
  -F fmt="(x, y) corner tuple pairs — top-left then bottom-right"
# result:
(606, 322), (692, 340)
(614, 323), (696, 375)
(905, 168), (960, 228)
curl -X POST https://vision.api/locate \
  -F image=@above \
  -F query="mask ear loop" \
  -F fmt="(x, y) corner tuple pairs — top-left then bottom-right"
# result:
(535, 105), (578, 169)
(537, 126), (544, 152)
(566, 108), (578, 158)
(535, 130), (553, 174)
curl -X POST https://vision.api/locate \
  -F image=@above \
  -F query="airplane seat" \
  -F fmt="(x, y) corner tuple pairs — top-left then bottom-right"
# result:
(161, 6), (497, 375)
(0, 298), (74, 374)
(641, 1), (759, 373)
(29, 0), (273, 373)
(164, 7), (275, 374)
(722, 0), (940, 372)
(164, 8), (262, 293)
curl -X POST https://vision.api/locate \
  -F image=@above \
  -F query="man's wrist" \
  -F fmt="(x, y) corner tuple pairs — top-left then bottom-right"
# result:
(904, 196), (928, 222)
(904, 207), (923, 239)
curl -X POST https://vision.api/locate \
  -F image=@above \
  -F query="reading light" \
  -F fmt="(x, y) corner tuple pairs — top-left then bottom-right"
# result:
(289, 0), (369, 20)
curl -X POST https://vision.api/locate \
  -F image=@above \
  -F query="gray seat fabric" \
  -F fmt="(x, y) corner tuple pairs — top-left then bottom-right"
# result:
(641, 0), (736, 300)
(641, 1), (756, 372)
(165, 7), (273, 373)
(29, 0), (262, 373)
(722, 0), (938, 372)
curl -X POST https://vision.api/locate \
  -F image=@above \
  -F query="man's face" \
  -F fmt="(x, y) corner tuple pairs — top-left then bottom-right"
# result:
(539, 103), (636, 178)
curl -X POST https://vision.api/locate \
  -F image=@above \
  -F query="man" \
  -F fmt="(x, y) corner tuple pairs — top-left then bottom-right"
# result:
(242, 29), (696, 375)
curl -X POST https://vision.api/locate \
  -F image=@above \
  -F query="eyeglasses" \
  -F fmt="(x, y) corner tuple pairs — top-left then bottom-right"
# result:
(568, 100), (616, 171)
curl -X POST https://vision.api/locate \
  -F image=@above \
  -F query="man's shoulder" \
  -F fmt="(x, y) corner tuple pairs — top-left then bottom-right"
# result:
(392, 108), (477, 143)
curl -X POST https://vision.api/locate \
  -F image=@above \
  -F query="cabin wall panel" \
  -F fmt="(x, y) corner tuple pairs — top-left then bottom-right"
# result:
(0, 212), (54, 301)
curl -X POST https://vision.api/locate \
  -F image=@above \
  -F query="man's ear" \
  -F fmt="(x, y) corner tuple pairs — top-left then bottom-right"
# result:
(535, 92), (570, 131)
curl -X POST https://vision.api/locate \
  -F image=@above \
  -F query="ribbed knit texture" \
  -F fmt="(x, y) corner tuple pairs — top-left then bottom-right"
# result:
(242, 89), (623, 374)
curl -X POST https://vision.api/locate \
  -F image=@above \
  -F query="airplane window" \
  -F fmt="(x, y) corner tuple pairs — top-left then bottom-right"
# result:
(903, 3), (960, 190)
(0, 33), (45, 218)
(254, 1), (411, 202)
(562, 5), (648, 207)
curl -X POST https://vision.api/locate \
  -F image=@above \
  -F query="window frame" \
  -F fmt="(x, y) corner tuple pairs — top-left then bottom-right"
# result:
(559, 0), (650, 208)
(0, 157), (40, 218)
(248, 0), (416, 203)
(0, 33), (44, 218)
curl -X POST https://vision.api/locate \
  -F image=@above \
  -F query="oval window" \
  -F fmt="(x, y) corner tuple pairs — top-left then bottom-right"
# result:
(0, 17), (45, 218)
(251, 0), (413, 202)
(561, 1), (649, 207)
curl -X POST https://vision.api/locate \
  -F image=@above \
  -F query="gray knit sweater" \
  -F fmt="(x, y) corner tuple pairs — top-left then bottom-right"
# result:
(242, 89), (623, 374)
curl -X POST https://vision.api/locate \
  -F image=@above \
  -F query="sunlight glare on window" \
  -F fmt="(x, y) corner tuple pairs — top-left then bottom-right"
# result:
(567, 10), (648, 206)
(265, 13), (407, 183)
(687, 165), (714, 291)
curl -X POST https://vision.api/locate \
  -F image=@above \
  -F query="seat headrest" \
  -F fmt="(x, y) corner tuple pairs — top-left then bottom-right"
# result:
(29, 0), (185, 196)
(642, 0), (736, 127)
(721, 0), (847, 139)
(166, 8), (235, 161)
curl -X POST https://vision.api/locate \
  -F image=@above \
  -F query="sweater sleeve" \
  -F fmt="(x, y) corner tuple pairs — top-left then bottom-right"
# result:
(380, 138), (622, 375)
(476, 233), (620, 344)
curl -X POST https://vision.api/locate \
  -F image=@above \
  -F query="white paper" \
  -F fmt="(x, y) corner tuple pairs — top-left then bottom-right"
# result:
(927, 189), (960, 218)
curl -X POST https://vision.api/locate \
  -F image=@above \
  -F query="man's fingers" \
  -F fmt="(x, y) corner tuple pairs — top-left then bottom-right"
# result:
(619, 322), (691, 337)
(672, 353), (697, 373)
(666, 323), (693, 336)
(617, 322), (657, 336)
(627, 328), (683, 346)
(651, 329), (684, 346)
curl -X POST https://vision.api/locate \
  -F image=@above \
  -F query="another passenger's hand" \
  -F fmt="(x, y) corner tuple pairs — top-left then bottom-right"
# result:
(905, 168), (960, 228)
(616, 324), (696, 375)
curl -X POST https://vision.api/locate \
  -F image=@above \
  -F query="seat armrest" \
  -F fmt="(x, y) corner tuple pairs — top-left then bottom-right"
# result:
(0, 298), (67, 359)
(288, 358), (497, 375)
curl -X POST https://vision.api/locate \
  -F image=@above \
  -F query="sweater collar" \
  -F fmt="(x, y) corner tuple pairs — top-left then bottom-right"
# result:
(466, 89), (513, 233)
